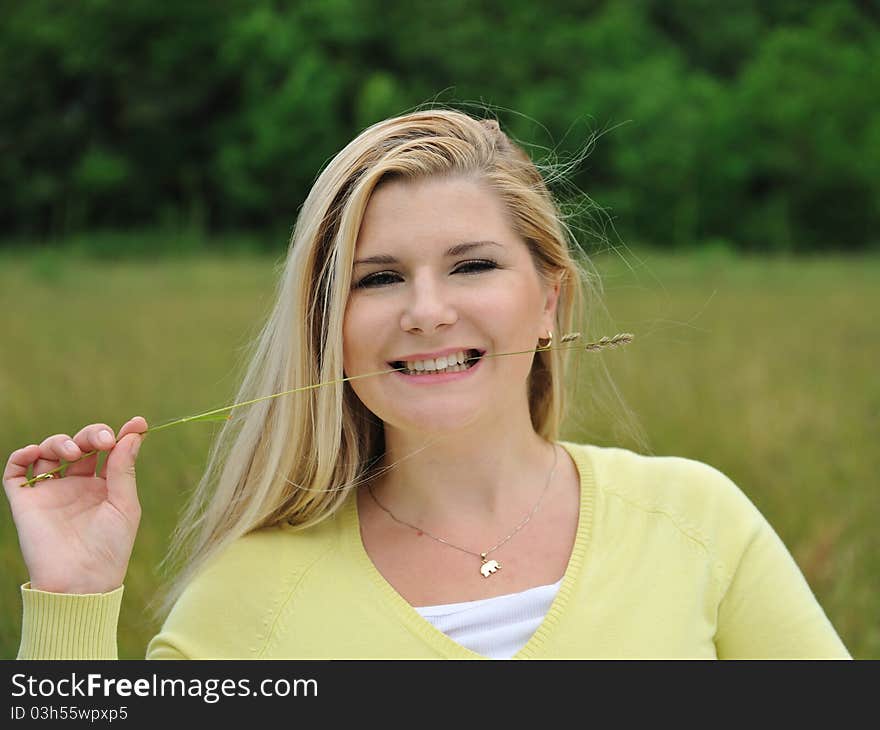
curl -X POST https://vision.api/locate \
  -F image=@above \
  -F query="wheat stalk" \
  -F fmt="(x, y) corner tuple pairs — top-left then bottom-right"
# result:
(22, 332), (634, 487)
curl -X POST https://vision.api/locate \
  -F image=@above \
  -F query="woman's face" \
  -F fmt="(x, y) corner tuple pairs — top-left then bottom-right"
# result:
(342, 175), (559, 435)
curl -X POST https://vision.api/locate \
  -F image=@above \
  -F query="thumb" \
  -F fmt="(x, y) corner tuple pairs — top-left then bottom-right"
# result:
(105, 433), (142, 512)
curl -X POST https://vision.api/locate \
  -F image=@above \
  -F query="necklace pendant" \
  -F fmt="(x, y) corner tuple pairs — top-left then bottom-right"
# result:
(480, 554), (501, 578)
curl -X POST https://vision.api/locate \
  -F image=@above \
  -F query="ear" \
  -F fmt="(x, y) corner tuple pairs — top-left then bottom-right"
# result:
(540, 273), (562, 332)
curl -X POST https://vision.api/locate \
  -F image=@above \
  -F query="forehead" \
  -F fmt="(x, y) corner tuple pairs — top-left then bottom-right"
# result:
(355, 176), (518, 253)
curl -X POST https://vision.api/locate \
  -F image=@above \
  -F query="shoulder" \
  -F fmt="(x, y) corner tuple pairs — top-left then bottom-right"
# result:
(149, 511), (344, 658)
(562, 441), (767, 572)
(576, 443), (757, 516)
(188, 509), (343, 589)
(218, 512), (343, 571)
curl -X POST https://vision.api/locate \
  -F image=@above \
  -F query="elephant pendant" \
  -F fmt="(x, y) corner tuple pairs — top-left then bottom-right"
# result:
(480, 553), (501, 578)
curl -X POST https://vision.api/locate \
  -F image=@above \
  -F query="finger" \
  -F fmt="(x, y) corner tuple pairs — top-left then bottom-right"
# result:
(102, 432), (144, 517)
(65, 423), (117, 477)
(117, 416), (148, 442)
(33, 433), (77, 477)
(97, 417), (147, 480)
(3, 444), (41, 493)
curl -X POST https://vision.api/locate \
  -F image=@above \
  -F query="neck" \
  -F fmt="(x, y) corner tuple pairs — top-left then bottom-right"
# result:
(369, 412), (559, 535)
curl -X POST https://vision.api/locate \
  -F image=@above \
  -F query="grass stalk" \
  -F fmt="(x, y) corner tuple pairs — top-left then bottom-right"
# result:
(23, 332), (633, 487)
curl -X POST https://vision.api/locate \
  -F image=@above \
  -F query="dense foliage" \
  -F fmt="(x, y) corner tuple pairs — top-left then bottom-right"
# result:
(2, 0), (878, 251)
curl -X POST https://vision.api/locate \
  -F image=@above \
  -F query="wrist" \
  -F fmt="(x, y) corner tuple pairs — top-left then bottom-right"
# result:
(28, 578), (123, 595)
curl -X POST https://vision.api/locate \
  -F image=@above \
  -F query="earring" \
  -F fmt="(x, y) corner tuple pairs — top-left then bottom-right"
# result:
(537, 330), (553, 350)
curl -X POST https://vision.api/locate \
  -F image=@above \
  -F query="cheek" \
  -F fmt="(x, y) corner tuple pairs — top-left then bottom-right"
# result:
(342, 297), (380, 369)
(341, 303), (358, 371)
(486, 283), (544, 337)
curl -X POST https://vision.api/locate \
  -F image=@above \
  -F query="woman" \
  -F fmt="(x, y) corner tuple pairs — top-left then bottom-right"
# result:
(4, 109), (850, 659)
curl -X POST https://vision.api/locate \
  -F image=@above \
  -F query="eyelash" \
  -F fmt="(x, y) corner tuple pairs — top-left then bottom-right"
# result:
(354, 259), (499, 289)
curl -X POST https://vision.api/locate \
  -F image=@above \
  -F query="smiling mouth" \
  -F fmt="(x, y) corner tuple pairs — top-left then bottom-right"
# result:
(389, 349), (484, 375)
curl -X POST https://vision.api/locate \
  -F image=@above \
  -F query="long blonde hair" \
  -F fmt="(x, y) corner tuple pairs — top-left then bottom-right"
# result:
(151, 107), (642, 622)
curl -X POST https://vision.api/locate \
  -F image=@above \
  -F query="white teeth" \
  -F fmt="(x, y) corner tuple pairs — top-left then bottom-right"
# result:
(402, 350), (475, 375)
(405, 351), (468, 372)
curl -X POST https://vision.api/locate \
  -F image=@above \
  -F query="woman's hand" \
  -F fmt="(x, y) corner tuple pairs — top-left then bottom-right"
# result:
(3, 416), (148, 594)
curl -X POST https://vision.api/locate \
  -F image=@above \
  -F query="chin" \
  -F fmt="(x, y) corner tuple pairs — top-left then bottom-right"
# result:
(380, 404), (485, 435)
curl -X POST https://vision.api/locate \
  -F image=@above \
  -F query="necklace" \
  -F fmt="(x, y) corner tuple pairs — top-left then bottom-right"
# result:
(367, 444), (559, 578)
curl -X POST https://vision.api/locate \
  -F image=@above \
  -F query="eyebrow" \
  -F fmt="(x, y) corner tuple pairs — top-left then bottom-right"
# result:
(353, 240), (503, 267)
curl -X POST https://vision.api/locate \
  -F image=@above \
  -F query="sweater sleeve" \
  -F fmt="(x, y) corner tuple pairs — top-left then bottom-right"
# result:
(714, 517), (851, 659)
(17, 582), (124, 660)
(16, 582), (188, 660)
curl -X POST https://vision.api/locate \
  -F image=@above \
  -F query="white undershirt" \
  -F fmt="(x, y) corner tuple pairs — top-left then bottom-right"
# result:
(413, 578), (564, 659)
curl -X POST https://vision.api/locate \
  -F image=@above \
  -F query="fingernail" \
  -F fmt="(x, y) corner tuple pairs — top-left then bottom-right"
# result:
(64, 439), (78, 454)
(131, 436), (142, 458)
(98, 429), (114, 446)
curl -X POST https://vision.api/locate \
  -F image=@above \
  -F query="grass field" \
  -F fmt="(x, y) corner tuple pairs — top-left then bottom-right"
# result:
(1, 244), (877, 658)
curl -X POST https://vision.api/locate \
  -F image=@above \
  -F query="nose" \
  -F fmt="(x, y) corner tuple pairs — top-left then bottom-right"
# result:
(399, 273), (458, 334)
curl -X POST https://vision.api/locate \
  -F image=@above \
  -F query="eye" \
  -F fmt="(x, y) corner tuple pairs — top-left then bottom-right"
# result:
(354, 259), (499, 289)
(355, 271), (401, 288)
(454, 259), (498, 274)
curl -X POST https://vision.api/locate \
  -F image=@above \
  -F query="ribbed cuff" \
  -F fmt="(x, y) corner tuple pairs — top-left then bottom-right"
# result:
(18, 582), (124, 660)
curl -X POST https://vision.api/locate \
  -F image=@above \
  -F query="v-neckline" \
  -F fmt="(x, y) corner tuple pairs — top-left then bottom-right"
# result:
(343, 440), (596, 659)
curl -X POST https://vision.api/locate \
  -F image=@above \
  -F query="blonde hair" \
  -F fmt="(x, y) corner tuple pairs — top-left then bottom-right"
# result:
(150, 106), (643, 622)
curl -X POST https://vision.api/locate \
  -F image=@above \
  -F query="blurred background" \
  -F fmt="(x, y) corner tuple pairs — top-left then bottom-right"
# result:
(1, 0), (877, 658)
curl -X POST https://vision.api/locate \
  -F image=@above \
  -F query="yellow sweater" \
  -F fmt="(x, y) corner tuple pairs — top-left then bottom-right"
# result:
(17, 441), (850, 659)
